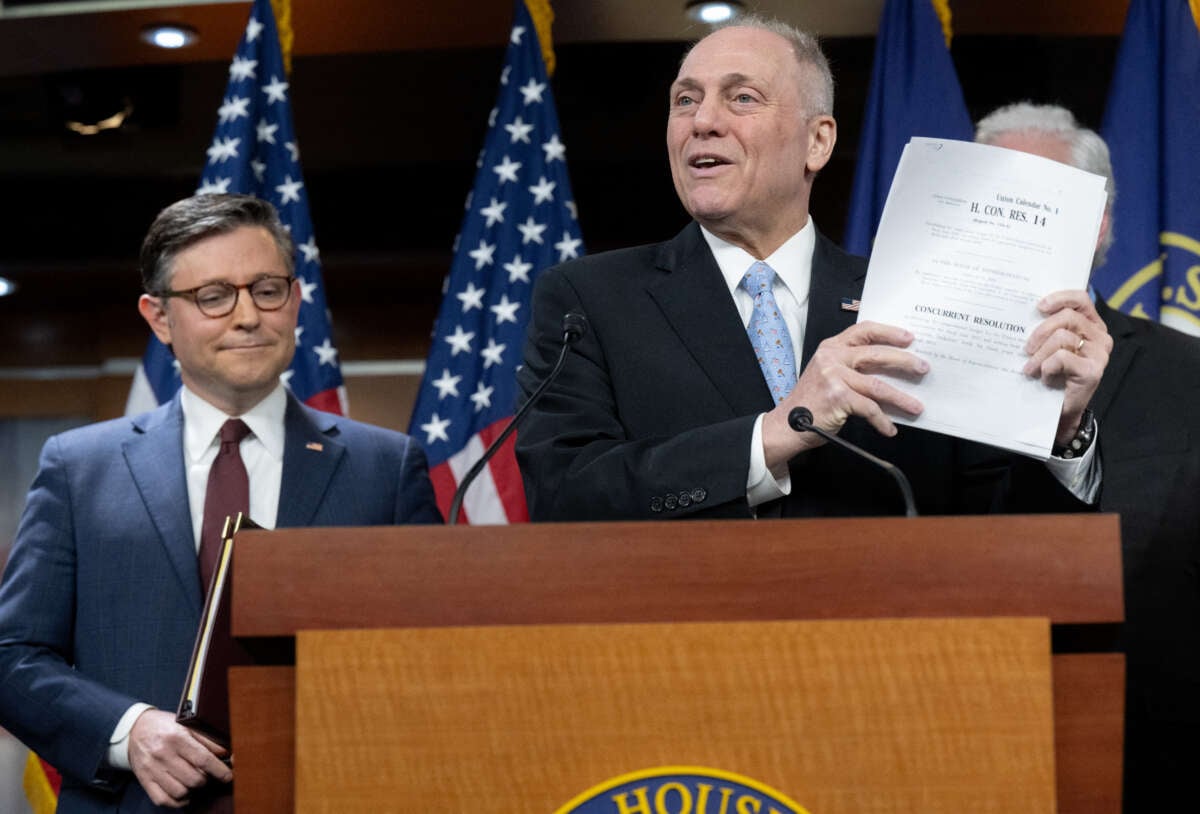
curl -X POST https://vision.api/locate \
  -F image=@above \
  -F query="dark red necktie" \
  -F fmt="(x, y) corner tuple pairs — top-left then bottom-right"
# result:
(199, 419), (251, 594)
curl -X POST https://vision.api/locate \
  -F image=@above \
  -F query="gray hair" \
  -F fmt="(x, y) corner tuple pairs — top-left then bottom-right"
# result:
(140, 193), (295, 293)
(687, 14), (835, 118)
(975, 102), (1115, 267)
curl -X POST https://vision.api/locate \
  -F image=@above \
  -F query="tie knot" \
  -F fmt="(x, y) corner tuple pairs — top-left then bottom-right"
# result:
(740, 261), (776, 294)
(219, 419), (251, 447)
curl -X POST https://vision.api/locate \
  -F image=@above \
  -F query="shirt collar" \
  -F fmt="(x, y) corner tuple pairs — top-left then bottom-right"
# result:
(700, 220), (815, 306)
(180, 384), (288, 464)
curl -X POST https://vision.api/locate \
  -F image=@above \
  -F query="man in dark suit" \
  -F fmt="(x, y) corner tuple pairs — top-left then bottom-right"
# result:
(517, 18), (1110, 521)
(977, 101), (1200, 813)
(0, 194), (441, 812)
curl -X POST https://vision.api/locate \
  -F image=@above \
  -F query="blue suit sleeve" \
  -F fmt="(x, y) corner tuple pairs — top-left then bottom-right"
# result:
(0, 436), (135, 788)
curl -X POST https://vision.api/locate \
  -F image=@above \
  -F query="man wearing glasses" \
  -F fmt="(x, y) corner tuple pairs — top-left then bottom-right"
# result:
(0, 194), (441, 813)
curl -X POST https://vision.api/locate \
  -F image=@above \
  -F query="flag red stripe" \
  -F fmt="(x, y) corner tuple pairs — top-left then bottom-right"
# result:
(478, 420), (528, 523)
(303, 388), (342, 415)
(430, 420), (529, 525)
(429, 460), (460, 524)
(40, 758), (60, 795)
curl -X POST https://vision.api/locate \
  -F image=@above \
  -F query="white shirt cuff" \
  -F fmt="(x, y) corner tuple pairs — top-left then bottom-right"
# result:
(747, 413), (791, 507)
(106, 702), (154, 770)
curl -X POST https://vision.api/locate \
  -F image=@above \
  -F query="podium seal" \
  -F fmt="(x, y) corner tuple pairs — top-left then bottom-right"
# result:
(554, 766), (811, 814)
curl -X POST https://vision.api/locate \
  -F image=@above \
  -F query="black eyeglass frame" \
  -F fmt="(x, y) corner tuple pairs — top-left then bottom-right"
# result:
(153, 275), (297, 318)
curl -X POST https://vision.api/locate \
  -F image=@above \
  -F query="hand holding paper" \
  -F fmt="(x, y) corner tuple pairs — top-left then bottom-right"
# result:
(1023, 289), (1112, 444)
(855, 137), (1109, 457)
(762, 321), (927, 471)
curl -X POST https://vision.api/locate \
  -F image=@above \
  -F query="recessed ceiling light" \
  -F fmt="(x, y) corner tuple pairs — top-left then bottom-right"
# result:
(684, 1), (745, 25)
(0, 277), (17, 297)
(141, 24), (198, 50)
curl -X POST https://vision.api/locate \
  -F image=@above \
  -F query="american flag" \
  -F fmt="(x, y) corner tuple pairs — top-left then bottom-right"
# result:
(126, 0), (345, 416)
(409, 0), (583, 524)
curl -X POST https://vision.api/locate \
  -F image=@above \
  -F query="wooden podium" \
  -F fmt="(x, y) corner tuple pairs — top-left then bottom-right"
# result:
(228, 515), (1123, 813)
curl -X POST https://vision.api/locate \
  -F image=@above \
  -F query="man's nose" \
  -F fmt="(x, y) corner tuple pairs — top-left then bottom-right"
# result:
(692, 96), (725, 135)
(229, 287), (262, 325)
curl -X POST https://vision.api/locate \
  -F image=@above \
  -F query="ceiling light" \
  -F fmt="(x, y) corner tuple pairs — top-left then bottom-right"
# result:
(65, 100), (134, 136)
(141, 24), (198, 50)
(0, 277), (17, 297)
(685, 1), (745, 25)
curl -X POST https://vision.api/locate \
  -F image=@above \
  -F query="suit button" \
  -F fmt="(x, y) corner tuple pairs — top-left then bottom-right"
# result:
(664, 494), (678, 510)
(691, 488), (707, 503)
(650, 496), (664, 513)
(677, 490), (692, 507)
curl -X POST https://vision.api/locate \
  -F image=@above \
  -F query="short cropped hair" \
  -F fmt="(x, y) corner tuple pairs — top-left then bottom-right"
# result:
(139, 193), (295, 293)
(975, 102), (1116, 267)
(688, 15), (836, 118)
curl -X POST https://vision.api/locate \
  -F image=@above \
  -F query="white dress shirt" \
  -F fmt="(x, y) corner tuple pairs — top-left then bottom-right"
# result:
(181, 383), (286, 545)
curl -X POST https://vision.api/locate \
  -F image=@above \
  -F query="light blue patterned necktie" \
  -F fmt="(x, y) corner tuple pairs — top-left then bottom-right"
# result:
(740, 261), (797, 404)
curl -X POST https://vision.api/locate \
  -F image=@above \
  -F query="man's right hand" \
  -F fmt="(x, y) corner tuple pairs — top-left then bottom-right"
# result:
(128, 708), (232, 808)
(761, 321), (928, 471)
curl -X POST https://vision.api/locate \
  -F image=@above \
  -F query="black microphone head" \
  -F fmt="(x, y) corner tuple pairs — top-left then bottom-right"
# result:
(788, 406), (815, 432)
(562, 311), (588, 343)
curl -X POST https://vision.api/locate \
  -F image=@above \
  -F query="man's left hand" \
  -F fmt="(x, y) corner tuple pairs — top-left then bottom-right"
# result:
(1022, 289), (1112, 444)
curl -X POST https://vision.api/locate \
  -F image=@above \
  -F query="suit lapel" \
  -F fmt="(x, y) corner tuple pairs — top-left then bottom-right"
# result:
(276, 394), (346, 527)
(123, 395), (204, 614)
(802, 231), (866, 367)
(645, 223), (776, 416)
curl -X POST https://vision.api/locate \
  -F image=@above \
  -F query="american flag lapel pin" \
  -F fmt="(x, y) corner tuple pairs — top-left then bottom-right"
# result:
(305, 442), (324, 452)
(841, 297), (861, 312)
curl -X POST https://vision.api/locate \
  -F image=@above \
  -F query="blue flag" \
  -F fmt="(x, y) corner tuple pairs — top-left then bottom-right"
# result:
(1095, 0), (1200, 335)
(127, 0), (345, 414)
(843, 0), (974, 256)
(408, 0), (583, 523)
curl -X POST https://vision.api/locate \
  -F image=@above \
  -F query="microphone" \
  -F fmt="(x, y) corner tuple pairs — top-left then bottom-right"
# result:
(787, 407), (918, 517)
(447, 311), (589, 525)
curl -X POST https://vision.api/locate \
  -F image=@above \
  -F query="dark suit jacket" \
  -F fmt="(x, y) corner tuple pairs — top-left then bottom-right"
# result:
(1092, 299), (1200, 811)
(517, 222), (1081, 520)
(0, 391), (440, 814)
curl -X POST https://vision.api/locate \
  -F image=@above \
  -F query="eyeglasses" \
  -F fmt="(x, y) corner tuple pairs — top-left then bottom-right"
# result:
(155, 275), (296, 318)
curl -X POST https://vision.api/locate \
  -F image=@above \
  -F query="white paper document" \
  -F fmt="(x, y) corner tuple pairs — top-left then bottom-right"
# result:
(857, 137), (1107, 458)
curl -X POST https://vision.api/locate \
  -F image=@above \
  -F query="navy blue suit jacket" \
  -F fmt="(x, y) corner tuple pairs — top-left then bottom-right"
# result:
(0, 392), (440, 813)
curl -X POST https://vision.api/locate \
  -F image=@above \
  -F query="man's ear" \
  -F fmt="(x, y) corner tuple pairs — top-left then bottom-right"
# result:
(138, 294), (173, 346)
(805, 115), (837, 174)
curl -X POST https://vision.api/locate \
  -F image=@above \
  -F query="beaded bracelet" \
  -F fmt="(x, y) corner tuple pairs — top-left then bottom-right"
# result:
(1052, 408), (1096, 459)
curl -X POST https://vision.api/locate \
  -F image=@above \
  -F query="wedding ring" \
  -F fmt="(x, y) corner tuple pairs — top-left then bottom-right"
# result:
(1074, 336), (1086, 353)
